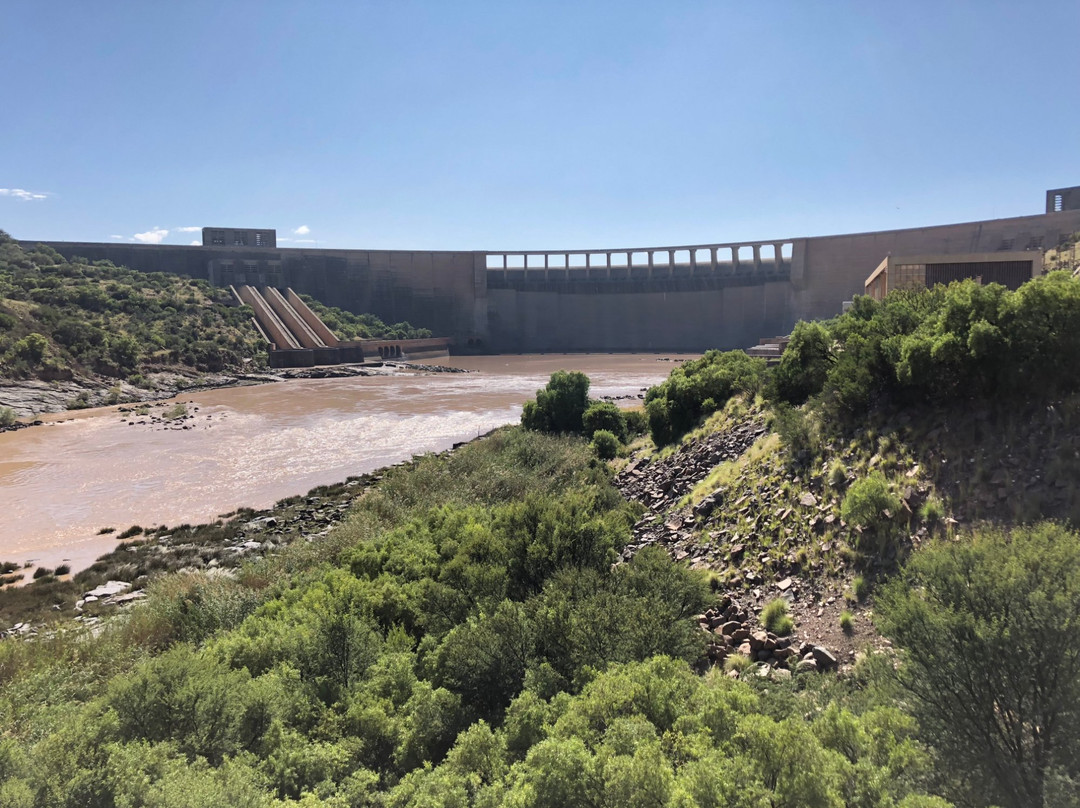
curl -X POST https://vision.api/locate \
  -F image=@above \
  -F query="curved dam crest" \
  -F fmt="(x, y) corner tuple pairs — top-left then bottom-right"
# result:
(28, 187), (1080, 353)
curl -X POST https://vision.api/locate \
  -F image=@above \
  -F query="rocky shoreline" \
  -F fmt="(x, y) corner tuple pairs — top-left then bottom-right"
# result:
(0, 445), (459, 637)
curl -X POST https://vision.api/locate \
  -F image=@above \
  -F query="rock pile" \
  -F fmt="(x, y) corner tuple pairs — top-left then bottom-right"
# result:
(614, 420), (767, 566)
(698, 593), (838, 675)
(615, 420), (767, 509)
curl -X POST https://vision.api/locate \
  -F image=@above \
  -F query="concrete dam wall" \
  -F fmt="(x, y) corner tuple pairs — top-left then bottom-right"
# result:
(28, 193), (1080, 354)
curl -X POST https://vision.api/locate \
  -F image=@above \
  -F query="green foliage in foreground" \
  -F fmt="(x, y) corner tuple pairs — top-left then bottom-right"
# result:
(878, 522), (1080, 808)
(0, 427), (949, 806)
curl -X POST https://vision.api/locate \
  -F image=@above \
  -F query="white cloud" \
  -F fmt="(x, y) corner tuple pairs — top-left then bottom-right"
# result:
(133, 228), (169, 244)
(175, 226), (202, 233)
(293, 225), (311, 235)
(190, 240), (200, 246)
(110, 234), (125, 240)
(0, 188), (49, 201)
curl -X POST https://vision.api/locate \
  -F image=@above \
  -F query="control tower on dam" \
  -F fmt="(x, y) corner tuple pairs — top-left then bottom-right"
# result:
(26, 185), (1080, 354)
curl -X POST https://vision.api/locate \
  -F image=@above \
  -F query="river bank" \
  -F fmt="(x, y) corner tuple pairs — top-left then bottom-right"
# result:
(1, 354), (685, 578)
(0, 434), (485, 635)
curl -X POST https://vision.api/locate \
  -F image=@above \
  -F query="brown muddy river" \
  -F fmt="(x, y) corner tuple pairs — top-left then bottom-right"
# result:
(0, 355), (693, 572)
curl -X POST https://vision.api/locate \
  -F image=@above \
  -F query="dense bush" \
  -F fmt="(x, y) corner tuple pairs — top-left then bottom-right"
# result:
(582, 401), (628, 443)
(840, 472), (904, 557)
(590, 429), (619, 460)
(878, 522), (1080, 808)
(768, 273), (1080, 426)
(521, 370), (591, 434)
(644, 350), (766, 445)
(771, 320), (833, 405)
(298, 292), (432, 340)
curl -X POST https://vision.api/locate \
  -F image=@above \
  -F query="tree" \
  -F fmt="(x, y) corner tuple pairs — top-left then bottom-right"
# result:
(582, 401), (627, 443)
(521, 371), (591, 434)
(771, 320), (833, 405)
(877, 523), (1080, 808)
(590, 429), (619, 460)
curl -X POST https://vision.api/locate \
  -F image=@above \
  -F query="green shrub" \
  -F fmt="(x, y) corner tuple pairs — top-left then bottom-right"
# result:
(582, 401), (627, 442)
(644, 350), (766, 445)
(622, 407), (648, 437)
(590, 429), (619, 460)
(879, 522), (1080, 807)
(761, 598), (794, 636)
(841, 472), (903, 557)
(919, 495), (945, 523)
(828, 460), (847, 488)
(32, 567), (53, 580)
(851, 575), (868, 601)
(0, 407), (15, 427)
(521, 371), (590, 434)
(770, 320), (833, 405)
(839, 610), (854, 633)
(724, 653), (752, 674)
(771, 403), (817, 465)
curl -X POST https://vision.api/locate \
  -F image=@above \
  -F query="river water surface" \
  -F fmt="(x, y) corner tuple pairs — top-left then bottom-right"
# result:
(0, 355), (692, 571)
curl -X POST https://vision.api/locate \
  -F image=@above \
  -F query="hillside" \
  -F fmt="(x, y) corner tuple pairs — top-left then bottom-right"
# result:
(0, 231), (433, 417)
(2, 273), (1080, 806)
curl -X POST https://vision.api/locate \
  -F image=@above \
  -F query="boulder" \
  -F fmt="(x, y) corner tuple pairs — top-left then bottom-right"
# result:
(812, 645), (838, 670)
(797, 656), (818, 673)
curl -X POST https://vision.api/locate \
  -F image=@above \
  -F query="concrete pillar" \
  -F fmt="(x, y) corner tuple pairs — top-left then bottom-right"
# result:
(774, 243), (786, 269)
(606, 252), (612, 278)
(731, 247), (740, 271)
(668, 250), (676, 275)
(753, 245), (762, 272)
(710, 247), (718, 273)
(689, 249), (697, 276)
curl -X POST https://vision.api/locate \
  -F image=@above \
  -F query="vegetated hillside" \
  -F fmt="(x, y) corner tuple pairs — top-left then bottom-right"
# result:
(0, 232), (266, 383)
(4, 274), (1080, 807)
(0, 435), (948, 806)
(0, 231), (434, 401)
(299, 293), (433, 341)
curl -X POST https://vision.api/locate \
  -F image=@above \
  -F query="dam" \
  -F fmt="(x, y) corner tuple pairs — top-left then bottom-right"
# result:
(26, 184), (1080, 353)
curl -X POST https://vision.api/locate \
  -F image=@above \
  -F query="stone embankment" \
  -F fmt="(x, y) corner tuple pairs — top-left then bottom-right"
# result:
(615, 419), (767, 563)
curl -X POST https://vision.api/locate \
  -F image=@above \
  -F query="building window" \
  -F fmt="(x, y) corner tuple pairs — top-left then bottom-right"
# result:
(255, 232), (265, 247)
(1055, 194), (1064, 212)
(234, 233), (247, 246)
(211, 230), (225, 245)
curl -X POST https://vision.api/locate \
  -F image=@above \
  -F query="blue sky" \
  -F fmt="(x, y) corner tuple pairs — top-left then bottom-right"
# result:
(2, 1), (1077, 251)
